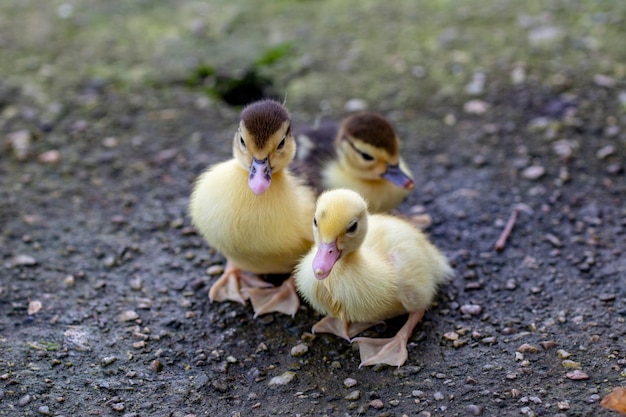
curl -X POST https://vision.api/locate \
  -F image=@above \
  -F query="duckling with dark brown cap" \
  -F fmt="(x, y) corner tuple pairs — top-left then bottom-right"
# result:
(293, 112), (414, 213)
(189, 99), (315, 317)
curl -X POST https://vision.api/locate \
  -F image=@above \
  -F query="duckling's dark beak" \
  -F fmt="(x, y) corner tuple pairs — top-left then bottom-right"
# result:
(249, 157), (272, 195)
(382, 164), (414, 190)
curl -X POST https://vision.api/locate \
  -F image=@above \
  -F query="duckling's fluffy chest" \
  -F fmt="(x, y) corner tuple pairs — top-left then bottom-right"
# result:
(299, 253), (405, 323)
(190, 159), (315, 273)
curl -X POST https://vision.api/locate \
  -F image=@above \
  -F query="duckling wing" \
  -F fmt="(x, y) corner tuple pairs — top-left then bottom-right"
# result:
(366, 215), (452, 312)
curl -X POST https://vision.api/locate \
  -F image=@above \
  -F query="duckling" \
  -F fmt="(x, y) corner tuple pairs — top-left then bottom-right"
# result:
(293, 112), (414, 212)
(295, 189), (452, 367)
(189, 99), (316, 317)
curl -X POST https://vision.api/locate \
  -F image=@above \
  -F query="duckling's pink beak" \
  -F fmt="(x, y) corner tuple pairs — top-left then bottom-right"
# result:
(312, 240), (341, 280)
(248, 157), (272, 195)
(382, 163), (414, 190)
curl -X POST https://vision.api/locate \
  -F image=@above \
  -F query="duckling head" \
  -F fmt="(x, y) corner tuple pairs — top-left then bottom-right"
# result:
(311, 189), (369, 280)
(234, 99), (295, 195)
(336, 112), (414, 190)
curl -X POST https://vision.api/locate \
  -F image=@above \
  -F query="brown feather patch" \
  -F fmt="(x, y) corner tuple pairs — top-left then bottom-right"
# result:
(241, 100), (290, 148)
(342, 112), (398, 155)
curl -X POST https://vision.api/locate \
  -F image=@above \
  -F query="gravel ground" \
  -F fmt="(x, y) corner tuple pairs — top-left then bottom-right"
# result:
(1, 1), (625, 416)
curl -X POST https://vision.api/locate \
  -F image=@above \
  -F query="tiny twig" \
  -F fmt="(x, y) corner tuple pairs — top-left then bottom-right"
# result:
(494, 208), (519, 252)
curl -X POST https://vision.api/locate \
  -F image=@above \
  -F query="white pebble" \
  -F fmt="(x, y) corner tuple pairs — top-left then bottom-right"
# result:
(463, 99), (490, 115)
(343, 378), (357, 388)
(344, 98), (368, 112)
(118, 310), (139, 322)
(268, 371), (296, 387)
(290, 343), (308, 357)
(28, 300), (42, 315)
(460, 304), (482, 315)
(522, 165), (546, 180)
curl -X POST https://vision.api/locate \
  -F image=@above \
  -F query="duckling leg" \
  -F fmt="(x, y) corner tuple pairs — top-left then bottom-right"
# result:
(209, 261), (273, 305)
(242, 277), (300, 318)
(352, 310), (425, 368)
(312, 317), (378, 341)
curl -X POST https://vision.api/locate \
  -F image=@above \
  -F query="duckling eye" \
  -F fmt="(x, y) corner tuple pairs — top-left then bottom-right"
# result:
(277, 137), (286, 150)
(346, 221), (358, 234)
(313, 217), (318, 228)
(360, 151), (374, 161)
(239, 135), (246, 149)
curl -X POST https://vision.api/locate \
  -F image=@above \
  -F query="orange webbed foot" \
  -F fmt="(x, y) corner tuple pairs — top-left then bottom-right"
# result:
(208, 261), (272, 305)
(242, 277), (300, 318)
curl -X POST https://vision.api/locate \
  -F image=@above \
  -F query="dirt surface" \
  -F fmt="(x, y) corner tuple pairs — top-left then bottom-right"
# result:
(1, 1), (625, 417)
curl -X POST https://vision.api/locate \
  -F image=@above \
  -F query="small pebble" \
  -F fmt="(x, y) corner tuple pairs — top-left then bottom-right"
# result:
(369, 399), (384, 409)
(7, 130), (32, 160)
(129, 277), (143, 291)
(102, 136), (118, 148)
(465, 404), (482, 415)
(460, 304), (482, 315)
(562, 360), (581, 369)
(119, 310), (139, 322)
(110, 402), (125, 411)
(103, 255), (116, 268)
(443, 332), (459, 341)
(565, 370), (589, 380)
(12, 254), (37, 266)
(522, 165), (546, 180)
(268, 371), (296, 387)
(206, 265), (224, 275)
(518, 343), (540, 353)
(505, 279), (518, 290)
(596, 145), (615, 159)
(434, 391), (444, 400)
(463, 99), (490, 115)
(301, 332), (315, 343)
(38, 150), (61, 164)
(38, 405), (51, 415)
(345, 390), (360, 401)
(556, 349), (571, 359)
(64, 275), (75, 287)
(540, 341), (556, 350)
(344, 98), (368, 112)
(599, 293), (616, 302)
(290, 343), (308, 357)
(102, 356), (117, 366)
(19, 394), (32, 406)
(28, 300), (42, 315)
(343, 378), (357, 388)
(151, 359), (163, 372)
(593, 74), (615, 88)
(587, 394), (601, 403)
(481, 336), (497, 345)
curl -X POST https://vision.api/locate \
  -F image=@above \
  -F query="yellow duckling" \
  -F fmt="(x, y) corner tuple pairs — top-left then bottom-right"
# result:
(294, 112), (414, 212)
(189, 99), (316, 317)
(295, 189), (452, 367)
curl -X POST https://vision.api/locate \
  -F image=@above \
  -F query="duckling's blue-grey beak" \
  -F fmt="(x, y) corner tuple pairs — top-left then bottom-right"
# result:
(249, 157), (272, 195)
(382, 164), (414, 190)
